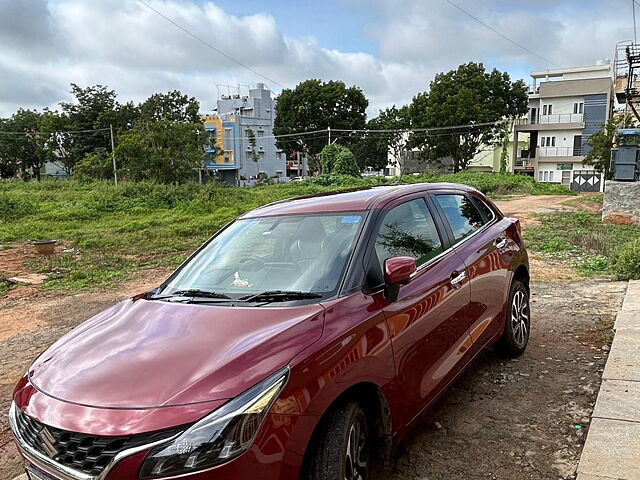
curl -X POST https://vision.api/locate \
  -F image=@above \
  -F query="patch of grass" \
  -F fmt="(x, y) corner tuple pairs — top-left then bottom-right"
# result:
(0, 172), (573, 292)
(524, 210), (640, 280)
(0, 273), (14, 297)
(561, 194), (603, 208)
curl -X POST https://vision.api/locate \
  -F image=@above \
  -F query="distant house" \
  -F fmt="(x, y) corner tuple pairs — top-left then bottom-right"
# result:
(201, 83), (287, 185)
(469, 125), (530, 173)
(513, 63), (614, 191)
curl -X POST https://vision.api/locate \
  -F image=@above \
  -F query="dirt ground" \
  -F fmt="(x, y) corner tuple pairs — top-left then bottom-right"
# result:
(0, 194), (624, 480)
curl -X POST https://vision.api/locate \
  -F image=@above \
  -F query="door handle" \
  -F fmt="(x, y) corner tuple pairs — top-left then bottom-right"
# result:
(495, 237), (509, 249)
(450, 271), (466, 287)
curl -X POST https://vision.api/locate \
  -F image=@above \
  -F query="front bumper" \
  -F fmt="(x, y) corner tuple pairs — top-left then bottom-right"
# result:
(9, 401), (304, 480)
(9, 401), (177, 480)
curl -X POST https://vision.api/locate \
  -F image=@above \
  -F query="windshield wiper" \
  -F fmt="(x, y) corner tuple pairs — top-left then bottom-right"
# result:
(147, 289), (232, 300)
(239, 290), (323, 303)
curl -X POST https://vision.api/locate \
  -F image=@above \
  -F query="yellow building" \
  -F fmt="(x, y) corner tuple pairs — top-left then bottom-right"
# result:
(202, 114), (237, 169)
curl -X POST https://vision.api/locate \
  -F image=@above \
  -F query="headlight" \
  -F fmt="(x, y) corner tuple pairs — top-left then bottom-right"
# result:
(139, 367), (289, 478)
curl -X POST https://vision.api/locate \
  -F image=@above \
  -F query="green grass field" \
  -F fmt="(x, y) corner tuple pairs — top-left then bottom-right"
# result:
(0, 172), (573, 291)
(524, 208), (640, 280)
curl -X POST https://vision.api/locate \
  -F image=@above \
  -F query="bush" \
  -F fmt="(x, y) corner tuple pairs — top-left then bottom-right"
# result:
(0, 194), (36, 220)
(320, 144), (360, 177)
(611, 238), (640, 280)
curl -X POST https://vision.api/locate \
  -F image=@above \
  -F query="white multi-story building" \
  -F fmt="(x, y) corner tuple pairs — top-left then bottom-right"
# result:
(513, 63), (614, 191)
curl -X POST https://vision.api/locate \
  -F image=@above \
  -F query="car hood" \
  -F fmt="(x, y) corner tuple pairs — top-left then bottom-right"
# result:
(28, 298), (324, 409)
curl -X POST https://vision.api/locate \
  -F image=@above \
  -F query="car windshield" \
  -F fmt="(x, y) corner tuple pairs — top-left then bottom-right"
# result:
(159, 212), (366, 299)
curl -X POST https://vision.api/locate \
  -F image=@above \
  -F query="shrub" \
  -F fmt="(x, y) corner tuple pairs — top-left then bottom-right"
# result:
(0, 194), (36, 220)
(320, 144), (360, 177)
(611, 238), (640, 280)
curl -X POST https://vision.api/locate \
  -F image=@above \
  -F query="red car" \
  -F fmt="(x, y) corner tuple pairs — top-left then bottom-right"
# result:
(10, 183), (530, 480)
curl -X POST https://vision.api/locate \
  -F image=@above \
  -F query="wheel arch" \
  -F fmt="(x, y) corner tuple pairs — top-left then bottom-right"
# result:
(296, 381), (393, 479)
(512, 263), (530, 291)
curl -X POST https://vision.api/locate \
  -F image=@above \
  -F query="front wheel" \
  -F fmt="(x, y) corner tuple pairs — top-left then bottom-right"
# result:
(495, 279), (530, 357)
(306, 402), (370, 480)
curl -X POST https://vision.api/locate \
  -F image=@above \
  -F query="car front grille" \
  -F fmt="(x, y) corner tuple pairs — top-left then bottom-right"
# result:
(15, 408), (183, 476)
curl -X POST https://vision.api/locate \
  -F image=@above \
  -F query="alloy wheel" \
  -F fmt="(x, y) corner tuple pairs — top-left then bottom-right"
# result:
(511, 290), (529, 348)
(344, 416), (368, 480)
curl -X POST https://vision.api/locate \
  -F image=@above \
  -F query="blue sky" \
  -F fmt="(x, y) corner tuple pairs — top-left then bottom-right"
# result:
(0, 0), (632, 116)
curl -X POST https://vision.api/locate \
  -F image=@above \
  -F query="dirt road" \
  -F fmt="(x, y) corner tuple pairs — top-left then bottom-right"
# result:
(0, 194), (621, 480)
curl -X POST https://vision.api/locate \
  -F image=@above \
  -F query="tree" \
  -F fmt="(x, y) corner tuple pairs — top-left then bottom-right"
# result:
(0, 109), (56, 180)
(584, 113), (636, 176)
(409, 62), (528, 172)
(74, 148), (114, 180)
(115, 120), (206, 183)
(60, 84), (118, 164)
(351, 106), (410, 172)
(138, 90), (200, 124)
(320, 144), (360, 177)
(246, 128), (259, 162)
(274, 79), (368, 171)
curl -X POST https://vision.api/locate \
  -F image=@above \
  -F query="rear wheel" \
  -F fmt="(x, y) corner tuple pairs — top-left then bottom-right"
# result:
(495, 279), (530, 357)
(306, 401), (370, 480)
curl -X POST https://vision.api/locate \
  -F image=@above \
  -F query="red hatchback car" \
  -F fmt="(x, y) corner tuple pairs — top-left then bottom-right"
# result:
(10, 183), (530, 480)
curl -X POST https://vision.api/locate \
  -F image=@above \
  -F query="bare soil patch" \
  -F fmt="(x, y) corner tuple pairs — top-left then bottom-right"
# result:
(494, 195), (577, 227)
(390, 279), (625, 480)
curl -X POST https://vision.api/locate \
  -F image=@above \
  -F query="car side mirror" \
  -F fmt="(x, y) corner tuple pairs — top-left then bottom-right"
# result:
(384, 256), (416, 302)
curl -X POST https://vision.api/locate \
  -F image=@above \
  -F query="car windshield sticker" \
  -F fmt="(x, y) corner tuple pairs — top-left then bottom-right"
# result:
(341, 216), (361, 224)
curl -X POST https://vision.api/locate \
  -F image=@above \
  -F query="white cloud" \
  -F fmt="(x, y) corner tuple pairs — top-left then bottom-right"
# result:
(0, 0), (629, 117)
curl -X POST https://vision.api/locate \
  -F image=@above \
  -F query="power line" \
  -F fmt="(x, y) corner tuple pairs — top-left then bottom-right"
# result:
(137, 0), (285, 89)
(443, 0), (614, 98)
(0, 127), (110, 136)
(226, 121), (506, 142)
(443, 0), (562, 69)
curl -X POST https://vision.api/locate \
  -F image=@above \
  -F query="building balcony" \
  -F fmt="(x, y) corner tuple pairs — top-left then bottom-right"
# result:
(514, 158), (535, 169)
(537, 146), (583, 157)
(514, 113), (585, 132)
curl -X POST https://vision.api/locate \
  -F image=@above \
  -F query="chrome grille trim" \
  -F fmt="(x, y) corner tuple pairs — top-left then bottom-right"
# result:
(9, 402), (182, 480)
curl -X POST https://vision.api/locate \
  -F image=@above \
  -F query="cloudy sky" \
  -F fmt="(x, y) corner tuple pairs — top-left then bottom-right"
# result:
(0, 0), (633, 117)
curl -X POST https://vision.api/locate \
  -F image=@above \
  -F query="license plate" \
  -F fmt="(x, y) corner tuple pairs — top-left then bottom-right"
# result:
(25, 465), (57, 480)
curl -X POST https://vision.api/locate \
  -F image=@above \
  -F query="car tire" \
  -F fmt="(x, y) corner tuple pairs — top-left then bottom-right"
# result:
(495, 279), (530, 357)
(306, 401), (370, 480)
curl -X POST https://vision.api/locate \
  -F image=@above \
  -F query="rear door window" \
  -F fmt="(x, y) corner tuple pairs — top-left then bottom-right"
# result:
(435, 194), (485, 243)
(375, 198), (444, 270)
(469, 196), (496, 223)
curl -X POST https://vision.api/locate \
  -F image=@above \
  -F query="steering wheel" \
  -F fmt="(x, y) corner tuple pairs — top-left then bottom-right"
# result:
(237, 255), (266, 272)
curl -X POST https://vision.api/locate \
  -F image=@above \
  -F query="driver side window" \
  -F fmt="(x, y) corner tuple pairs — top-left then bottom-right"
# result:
(375, 198), (444, 271)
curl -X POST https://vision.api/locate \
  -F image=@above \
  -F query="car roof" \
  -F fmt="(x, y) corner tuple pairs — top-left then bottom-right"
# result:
(240, 182), (480, 218)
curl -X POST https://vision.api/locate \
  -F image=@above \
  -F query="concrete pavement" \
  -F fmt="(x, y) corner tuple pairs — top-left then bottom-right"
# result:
(577, 280), (640, 480)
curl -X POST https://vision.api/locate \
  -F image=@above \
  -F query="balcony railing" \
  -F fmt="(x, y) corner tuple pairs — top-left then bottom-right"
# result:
(537, 146), (583, 157)
(514, 159), (535, 168)
(535, 113), (584, 124)
(515, 113), (584, 126)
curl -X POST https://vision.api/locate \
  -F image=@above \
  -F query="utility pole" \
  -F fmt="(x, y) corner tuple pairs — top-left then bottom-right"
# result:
(109, 124), (118, 186)
(634, 0), (638, 44)
(328, 126), (331, 146)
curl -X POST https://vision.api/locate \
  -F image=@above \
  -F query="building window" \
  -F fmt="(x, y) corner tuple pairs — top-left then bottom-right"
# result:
(543, 105), (547, 115)
(223, 128), (232, 147)
(573, 102), (584, 114)
(538, 171), (543, 181)
(548, 171), (554, 182)
(557, 163), (573, 170)
(548, 104), (553, 115)
(257, 130), (264, 138)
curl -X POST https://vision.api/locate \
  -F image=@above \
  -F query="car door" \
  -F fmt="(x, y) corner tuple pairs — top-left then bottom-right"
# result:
(432, 191), (512, 350)
(366, 195), (474, 429)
